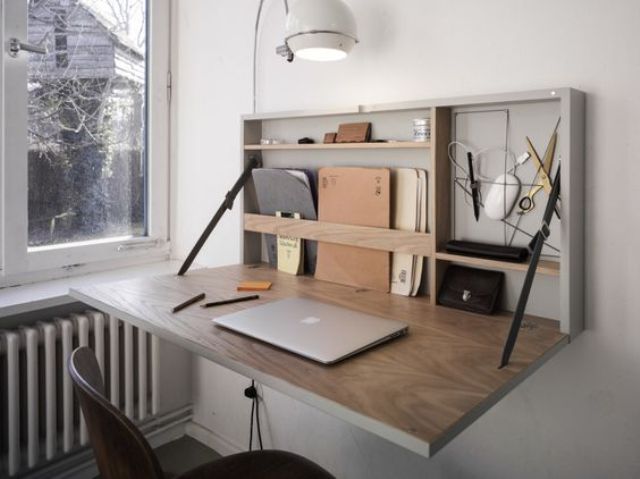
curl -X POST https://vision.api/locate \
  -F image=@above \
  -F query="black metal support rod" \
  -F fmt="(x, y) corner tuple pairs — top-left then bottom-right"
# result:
(499, 165), (561, 369)
(178, 156), (262, 276)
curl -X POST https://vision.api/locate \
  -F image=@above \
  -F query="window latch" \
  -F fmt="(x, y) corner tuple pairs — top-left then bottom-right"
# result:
(8, 38), (47, 58)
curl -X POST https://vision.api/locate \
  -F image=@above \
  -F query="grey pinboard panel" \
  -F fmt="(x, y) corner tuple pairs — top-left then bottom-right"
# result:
(450, 101), (562, 319)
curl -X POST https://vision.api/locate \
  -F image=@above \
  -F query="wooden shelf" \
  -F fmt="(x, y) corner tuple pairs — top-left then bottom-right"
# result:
(244, 213), (433, 256)
(244, 141), (430, 151)
(435, 251), (560, 276)
(242, 90), (585, 337)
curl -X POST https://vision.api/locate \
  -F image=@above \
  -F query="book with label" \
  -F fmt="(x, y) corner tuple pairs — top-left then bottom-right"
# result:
(276, 211), (304, 275)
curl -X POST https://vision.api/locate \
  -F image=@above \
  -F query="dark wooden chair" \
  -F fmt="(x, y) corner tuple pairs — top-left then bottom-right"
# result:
(68, 346), (334, 479)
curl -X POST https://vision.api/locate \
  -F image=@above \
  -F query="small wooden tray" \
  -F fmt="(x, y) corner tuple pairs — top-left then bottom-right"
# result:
(336, 122), (371, 143)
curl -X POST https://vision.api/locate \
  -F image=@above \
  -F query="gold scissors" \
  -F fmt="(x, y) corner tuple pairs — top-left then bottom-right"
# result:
(518, 124), (558, 213)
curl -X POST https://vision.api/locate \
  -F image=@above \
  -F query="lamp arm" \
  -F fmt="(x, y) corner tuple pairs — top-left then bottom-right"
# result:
(253, 0), (266, 114)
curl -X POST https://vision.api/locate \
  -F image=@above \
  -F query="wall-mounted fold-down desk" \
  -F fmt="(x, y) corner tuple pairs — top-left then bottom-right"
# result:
(71, 88), (584, 458)
(72, 264), (566, 458)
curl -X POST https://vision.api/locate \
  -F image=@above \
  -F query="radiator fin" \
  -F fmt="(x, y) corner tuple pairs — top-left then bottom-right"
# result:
(39, 322), (57, 461)
(58, 318), (74, 455)
(5, 332), (20, 477)
(23, 327), (39, 468)
(109, 315), (120, 408)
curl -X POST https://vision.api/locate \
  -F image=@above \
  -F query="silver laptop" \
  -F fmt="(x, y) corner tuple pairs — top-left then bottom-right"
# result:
(212, 298), (408, 364)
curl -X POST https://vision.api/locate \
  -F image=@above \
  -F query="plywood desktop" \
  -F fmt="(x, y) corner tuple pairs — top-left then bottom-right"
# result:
(71, 263), (567, 458)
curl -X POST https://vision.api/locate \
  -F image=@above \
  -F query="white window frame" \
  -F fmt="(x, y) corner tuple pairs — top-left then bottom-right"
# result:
(0, 0), (171, 286)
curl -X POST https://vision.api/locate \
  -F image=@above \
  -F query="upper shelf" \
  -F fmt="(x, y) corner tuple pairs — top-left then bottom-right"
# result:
(244, 141), (431, 151)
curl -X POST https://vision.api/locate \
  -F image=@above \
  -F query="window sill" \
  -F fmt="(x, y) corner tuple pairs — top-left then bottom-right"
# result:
(0, 259), (187, 317)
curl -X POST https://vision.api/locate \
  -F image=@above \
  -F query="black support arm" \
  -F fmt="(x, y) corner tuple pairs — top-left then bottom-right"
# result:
(177, 155), (262, 276)
(499, 165), (561, 368)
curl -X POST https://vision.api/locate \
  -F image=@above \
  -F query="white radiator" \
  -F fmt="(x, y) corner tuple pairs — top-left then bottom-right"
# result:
(0, 311), (160, 477)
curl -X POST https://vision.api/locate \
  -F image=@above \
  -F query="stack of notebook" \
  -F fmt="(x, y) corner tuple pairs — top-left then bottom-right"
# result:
(390, 168), (427, 296)
(252, 169), (318, 273)
(253, 166), (427, 295)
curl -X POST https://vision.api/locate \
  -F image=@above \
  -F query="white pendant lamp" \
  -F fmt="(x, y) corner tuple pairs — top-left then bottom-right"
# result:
(254, 0), (359, 111)
(283, 0), (358, 61)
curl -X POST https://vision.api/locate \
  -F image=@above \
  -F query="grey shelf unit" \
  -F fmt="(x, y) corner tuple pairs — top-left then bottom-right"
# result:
(240, 88), (585, 338)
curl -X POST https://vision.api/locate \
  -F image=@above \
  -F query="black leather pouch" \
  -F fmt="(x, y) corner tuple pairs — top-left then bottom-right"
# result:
(445, 240), (529, 263)
(437, 265), (504, 314)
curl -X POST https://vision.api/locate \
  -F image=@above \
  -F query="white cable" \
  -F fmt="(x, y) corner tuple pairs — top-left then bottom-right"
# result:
(448, 141), (520, 180)
(448, 141), (522, 215)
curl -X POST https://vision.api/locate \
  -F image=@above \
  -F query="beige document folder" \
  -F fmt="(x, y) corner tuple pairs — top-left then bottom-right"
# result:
(391, 169), (420, 296)
(315, 167), (390, 292)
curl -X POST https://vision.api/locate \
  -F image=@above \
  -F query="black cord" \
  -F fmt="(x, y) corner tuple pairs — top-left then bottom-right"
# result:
(249, 399), (255, 451)
(246, 379), (263, 451)
(255, 395), (263, 450)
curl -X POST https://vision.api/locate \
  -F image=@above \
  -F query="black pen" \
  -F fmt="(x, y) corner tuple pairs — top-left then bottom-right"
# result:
(200, 294), (260, 308)
(467, 151), (480, 221)
(172, 293), (205, 313)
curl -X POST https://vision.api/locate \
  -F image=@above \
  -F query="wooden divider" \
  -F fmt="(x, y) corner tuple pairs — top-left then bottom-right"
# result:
(429, 107), (453, 304)
(244, 213), (434, 257)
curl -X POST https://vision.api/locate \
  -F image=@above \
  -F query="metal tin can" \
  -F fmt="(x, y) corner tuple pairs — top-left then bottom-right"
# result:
(413, 118), (431, 142)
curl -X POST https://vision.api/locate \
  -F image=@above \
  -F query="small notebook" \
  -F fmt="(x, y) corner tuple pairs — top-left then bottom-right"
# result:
(276, 211), (304, 275)
(315, 167), (390, 292)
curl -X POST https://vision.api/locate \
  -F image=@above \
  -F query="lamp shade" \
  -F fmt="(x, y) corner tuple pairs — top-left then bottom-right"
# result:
(285, 0), (358, 61)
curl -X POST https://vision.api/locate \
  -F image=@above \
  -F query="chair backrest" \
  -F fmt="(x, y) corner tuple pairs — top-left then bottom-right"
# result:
(68, 347), (165, 479)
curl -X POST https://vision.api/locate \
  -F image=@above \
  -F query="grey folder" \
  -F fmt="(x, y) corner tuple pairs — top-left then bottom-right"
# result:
(252, 168), (318, 273)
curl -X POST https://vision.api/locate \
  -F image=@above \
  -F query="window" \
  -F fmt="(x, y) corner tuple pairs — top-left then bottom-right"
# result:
(28, 1), (147, 247)
(2, 0), (170, 284)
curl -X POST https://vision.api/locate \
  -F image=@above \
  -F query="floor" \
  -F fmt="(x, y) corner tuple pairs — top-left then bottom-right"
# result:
(94, 436), (219, 478)
(155, 436), (221, 477)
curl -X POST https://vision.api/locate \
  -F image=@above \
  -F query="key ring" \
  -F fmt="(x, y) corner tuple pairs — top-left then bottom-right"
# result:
(519, 196), (534, 212)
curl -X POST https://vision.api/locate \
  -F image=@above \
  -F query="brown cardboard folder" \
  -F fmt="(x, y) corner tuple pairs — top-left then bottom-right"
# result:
(315, 167), (390, 292)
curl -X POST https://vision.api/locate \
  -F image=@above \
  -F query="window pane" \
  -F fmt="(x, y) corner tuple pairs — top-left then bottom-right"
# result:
(27, 0), (147, 247)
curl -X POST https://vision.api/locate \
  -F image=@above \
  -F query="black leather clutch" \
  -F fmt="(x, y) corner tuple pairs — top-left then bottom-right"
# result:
(445, 240), (529, 263)
(437, 265), (504, 315)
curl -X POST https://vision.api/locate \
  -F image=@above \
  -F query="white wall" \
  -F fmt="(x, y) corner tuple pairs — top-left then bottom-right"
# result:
(171, 1), (640, 477)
